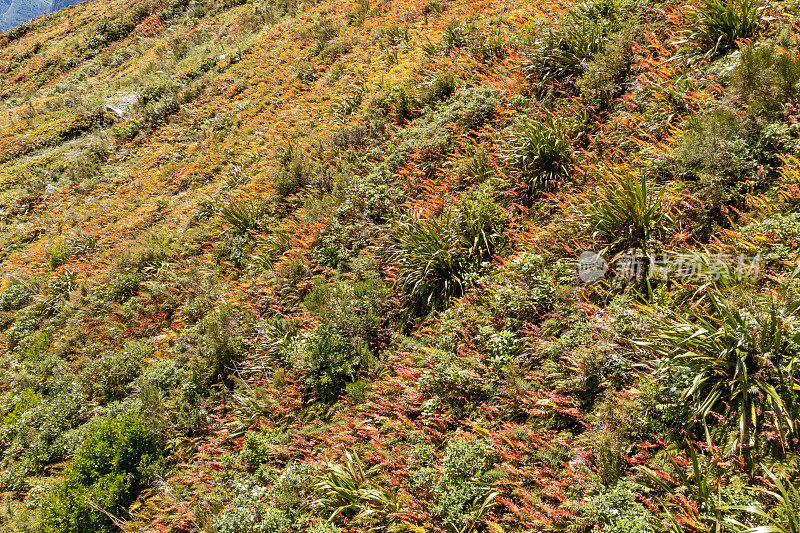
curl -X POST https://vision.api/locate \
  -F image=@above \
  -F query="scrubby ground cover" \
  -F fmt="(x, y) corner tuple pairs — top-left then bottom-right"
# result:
(1, 0), (800, 530)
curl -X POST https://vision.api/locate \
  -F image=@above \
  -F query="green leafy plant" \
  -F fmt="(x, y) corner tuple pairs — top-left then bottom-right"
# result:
(391, 198), (505, 317)
(434, 439), (499, 533)
(219, 199), (269, 234)
(524, 0), (639, 84)
(728, 466), (800, 533)
(639, 445), (746, 532)
(41, 413), (163, 533)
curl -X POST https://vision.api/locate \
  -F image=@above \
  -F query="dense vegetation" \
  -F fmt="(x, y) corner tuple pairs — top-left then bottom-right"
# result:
(1, 0), (800, 530)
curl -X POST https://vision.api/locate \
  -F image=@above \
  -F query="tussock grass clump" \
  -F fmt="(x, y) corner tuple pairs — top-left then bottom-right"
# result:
(589, 171), (666, 254)
(503, 120), (572, 199)
(692, 0), (761, 58)
(392, 185), (507, 315)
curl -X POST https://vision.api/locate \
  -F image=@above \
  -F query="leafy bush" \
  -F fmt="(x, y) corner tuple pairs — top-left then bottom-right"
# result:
(692, 0), (761, 58)
(577, 27), (638, 108)
(584, 481), (654, 532)
(270, 461), (317, 512)
(419, 72), (457, 106)
(239, 428), (288, 468)
(138, 78), (180, 126)
(434, 440), (498, 530)
(47, 235), (98, 269)
(80, 343), (151, 404)
(219, 199), (269, 234)
(0, 387), (87, 486)
(674, 109), (759, 182)
(41, 413), (163, 533)
(0, 283), (32, 312)
(190, 305), (246, 389)
(503, 120), (571, 198)
(292, 323), (373, 403)
(484, 253), (559, 327)
(391, 184), (507, 315)
(727, 44), (800, 119)
(420, 349), (486, 419)
(216, 485), (289, 533)
(273, 144), (311, 201)
(312, 451), (401, 527)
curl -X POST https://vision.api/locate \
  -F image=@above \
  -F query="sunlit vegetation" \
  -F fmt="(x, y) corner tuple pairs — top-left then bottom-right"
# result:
(0, 0), (799, 530)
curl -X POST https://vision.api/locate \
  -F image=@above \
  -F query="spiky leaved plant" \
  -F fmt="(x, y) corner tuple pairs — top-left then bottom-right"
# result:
(692, 0), (761, 58)
(653, 296), (800, 472)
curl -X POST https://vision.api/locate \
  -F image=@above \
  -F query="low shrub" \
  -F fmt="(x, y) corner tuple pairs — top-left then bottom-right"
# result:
(239, 428), (288, 468)
(41, 413), (163, 533)
(80, 343), (152, 405)
(291, 323), (373, 403)
(0, 283), (33, 312)
(434, 440), (498, 530)
(47, 235), (98, 270)
(727, 44), (800, 119)
(190, 305), (247, 389)
(584, 481), (654, 532)
(273, 144), (311, 201)
(524, 0), (641, 85)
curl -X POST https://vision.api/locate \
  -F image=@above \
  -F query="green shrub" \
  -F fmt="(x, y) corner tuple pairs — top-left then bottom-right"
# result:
(419, 72), (457, 106)
(239, 428), (288, 468)
(0, 283), (32, 312)
(484, 253), (559, 327)
(727, 44), (800, 119)
(584, 481), (654, 532)
(0, 388), (88, 486)
(524, 0), (640, 85)
(216, 487), (289, 533)
(47, 235), (97, 270)
(653, 296), (800, 470)
(692, 0), (761, 58)
(577, 27), (638, 108)
(674, 109), (759, 182)
(292, 323), (373, 403)
(420, 349), (486, 418)
(269, 461), (317, 511)
(503, 120), (571, 199)
(139, 78), (180, 126)
(42, 413), (163, 533)
(434, 440), (498, 530)
(273, 144), (311, 201)
(219, 199), (269, 234)
(103, 271), (141, 303)
(190, 305), (246, 389)
(302, 276), (390, 351)
(80, 343), (152, 404)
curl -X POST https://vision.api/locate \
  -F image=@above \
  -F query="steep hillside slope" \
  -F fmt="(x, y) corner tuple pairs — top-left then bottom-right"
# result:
(1, 0), (800, 531)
